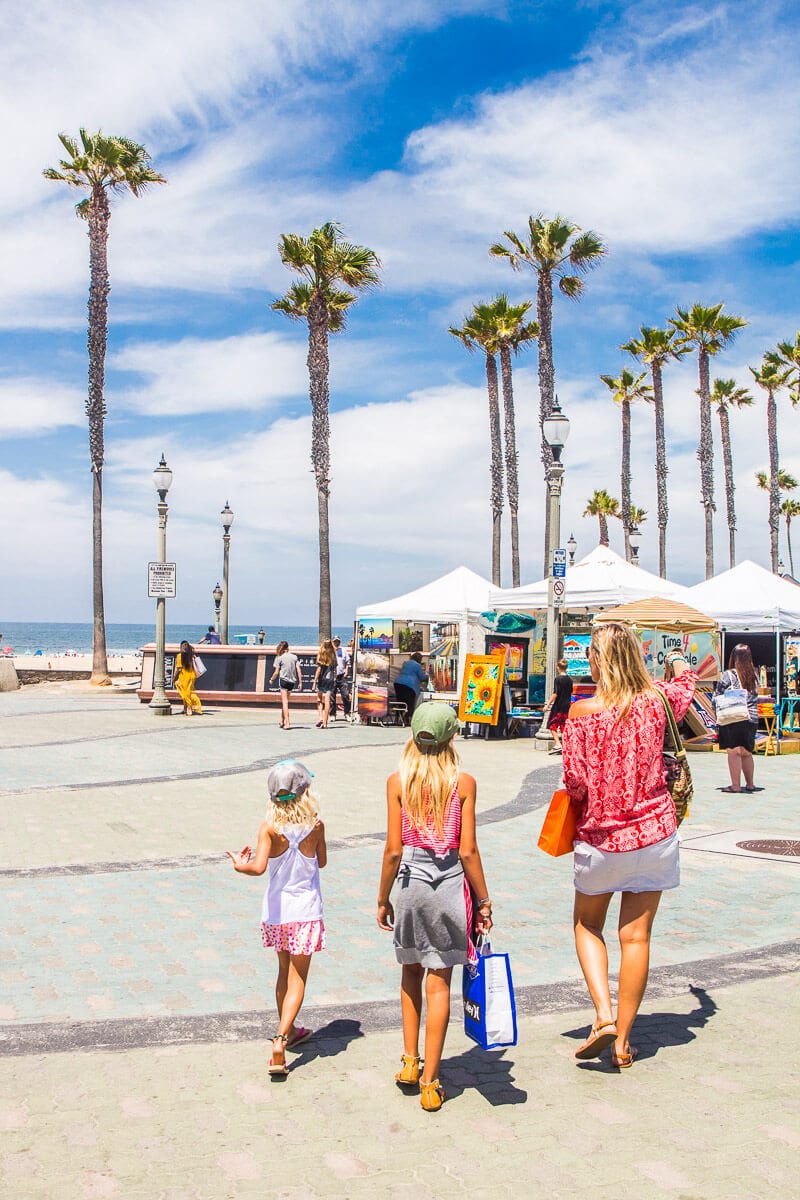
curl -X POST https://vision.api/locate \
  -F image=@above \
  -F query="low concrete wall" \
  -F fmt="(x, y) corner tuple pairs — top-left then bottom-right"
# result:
(0, 658), (20, 691)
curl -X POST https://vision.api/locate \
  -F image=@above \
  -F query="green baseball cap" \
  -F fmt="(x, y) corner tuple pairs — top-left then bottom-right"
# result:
(411, 702), (458, 749)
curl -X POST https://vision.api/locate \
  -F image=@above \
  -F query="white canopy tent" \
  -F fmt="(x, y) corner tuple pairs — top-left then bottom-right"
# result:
(686, 560), (800, 632)
(489, 545), (691, 611)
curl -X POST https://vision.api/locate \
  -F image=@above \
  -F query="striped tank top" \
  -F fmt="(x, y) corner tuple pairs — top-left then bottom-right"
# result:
(401, 779), (462, 859)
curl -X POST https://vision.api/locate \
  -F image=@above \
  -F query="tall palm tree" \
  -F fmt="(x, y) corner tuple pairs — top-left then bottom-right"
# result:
(669, 303), (747, 578)
(272, 223), (381, 637)
(490, 215), (606, 573)
(44, 130), (166, 685)
(583, 489), (620, 547)
(629, 504), (648, 528)
(709, 378), (754, 569)
(769, 332), (800, 405)
(600, 369), (653, 562)
(750, 357), (792, 572)
(781, 498), (800, 577)
(449, 308), (505, 585)
(621, 327), (687, 577)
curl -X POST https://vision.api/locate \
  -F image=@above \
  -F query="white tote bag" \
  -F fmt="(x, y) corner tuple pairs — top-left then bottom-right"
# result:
(714, 670), (749, 725)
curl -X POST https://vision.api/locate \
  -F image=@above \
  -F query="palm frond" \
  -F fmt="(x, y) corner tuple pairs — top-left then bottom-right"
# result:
(558, 275), (583, 299)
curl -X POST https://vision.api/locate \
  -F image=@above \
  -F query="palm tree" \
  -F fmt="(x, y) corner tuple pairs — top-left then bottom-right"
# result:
(710, 378), (754, 568)
(751, 357), (792, 572)
(629, 504), (648, 528)
(272, 223), (381, 637)
(621, 327), (687, 577)
(44, 130), (166, 685)
(490, 215), (606, 573)
(769, 332), (800, 405)
(781, 498), (800, 577)
(669, 303), (747, 578)
(600, 369), (653, 562)
(583, 489), (620, 547)
(449, 308), (505, 586)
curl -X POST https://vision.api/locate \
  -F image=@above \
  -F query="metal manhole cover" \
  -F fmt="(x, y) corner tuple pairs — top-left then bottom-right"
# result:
(735, 839), (800, 857)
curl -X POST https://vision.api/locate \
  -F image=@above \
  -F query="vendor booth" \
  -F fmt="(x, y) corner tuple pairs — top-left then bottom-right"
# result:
(354, 566), (493, 721)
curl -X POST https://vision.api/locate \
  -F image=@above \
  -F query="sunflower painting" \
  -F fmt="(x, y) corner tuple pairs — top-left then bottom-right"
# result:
(458, 653), (506, 724)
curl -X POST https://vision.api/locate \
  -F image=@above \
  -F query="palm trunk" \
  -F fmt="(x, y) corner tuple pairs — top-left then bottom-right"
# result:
(307, 292), (332, 639)
(767, 388), (780, 573)
(499, 343), (520, 587)
(599, 514), (609, 546)
(717, 404), (737, 568)
(697, 348), (715, 578)
(621, 399), (631, 561)
(786, 516), (795, 577)
(87, 185), (110, 684)
(485, 351), (504, 587)
(651, 361), (668, 577)
(537, 271), (555, 575)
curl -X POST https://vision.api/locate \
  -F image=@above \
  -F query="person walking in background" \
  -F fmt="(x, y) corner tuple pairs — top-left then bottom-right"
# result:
(715, 643), (760, 793)
(376, 703), (493, 1112)
(562, 625), (696, 1069)
(174, 641), (204, 715)
(313, 640), (337, 729)
(546, 658), (573, 753)
(257, 628), (266, 645)
(393, 651), (427, 725)
(270, 641), (302, 730)
(198, 626), (220, 646)
(227, 760), (326, 1076)
(332, 636), (352, 720)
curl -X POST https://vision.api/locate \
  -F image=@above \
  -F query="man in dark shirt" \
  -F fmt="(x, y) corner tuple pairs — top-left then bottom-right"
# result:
(546, 658), (573, 753)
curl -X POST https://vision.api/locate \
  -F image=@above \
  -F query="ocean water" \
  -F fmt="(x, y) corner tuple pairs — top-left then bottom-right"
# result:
(0, 622), (354, 655)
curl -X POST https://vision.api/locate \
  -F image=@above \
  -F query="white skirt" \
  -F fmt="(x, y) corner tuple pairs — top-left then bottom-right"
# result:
(573, 831), (680, 895)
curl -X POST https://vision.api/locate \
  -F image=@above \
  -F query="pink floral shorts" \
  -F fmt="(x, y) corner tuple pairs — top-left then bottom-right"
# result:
(261, 919), (326, 955)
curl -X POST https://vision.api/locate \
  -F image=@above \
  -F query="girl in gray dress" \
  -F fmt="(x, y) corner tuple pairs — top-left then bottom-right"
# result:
(376, 703), (493, 1112)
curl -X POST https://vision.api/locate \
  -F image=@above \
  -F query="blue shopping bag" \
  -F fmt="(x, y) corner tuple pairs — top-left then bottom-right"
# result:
(462, 940), (517, 1050)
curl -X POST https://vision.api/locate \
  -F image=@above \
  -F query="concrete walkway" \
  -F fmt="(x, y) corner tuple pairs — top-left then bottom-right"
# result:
(1, 683), (798, 1199)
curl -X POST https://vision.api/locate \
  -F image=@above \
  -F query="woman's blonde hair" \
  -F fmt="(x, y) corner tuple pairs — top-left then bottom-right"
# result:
(266, 787), (321, 830)
(591, 622), (655, 720)
(317, 639), (336, 667)
(399, 738), (459, 838)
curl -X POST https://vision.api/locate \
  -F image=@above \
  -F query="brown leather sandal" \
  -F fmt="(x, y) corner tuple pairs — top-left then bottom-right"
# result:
(575, 1020), (618, 1060)
(395, 1053), (421, 1087)
(612, 1046), (638, 1069)
(419, 1079), (445, 1112)
(268, 1034), (289, 1076)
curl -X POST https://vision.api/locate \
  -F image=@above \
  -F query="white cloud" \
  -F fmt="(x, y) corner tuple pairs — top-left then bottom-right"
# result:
(0, 379), (85, 436)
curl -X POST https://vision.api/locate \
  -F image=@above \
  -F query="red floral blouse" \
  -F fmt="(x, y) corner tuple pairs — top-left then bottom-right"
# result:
(562, 671), (697, 852)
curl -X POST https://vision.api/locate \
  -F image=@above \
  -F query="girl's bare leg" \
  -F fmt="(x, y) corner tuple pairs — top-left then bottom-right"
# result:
(400, 963), (424, 1057)
(420, 967), (453, 1084)
(573, 891), (615, 1026)
(281, 689), (290, 728)
(322, 692), (331, 728)
(276, 953), (312, 1038)
(615, 890), (661, 1055)
(275, 950), (290, 1025)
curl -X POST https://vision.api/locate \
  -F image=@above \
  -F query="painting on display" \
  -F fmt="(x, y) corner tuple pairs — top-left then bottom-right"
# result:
(458, 653), (505, 725)
(358, 619), (393, 651)
(397, 623), (428, 653)
(485, 637), (527, 683)
(428, 622), (459, 692)
(785, 637), (800, 694)
(562, 634), (591, 677)
(356, 649), (390, 688)
(530, 618), (546, 676)
(638, 629), (721, 680)
(357, 684), (389, 719)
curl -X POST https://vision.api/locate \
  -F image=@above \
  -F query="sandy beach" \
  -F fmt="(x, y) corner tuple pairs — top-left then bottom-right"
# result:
(9, 652), (143, 674)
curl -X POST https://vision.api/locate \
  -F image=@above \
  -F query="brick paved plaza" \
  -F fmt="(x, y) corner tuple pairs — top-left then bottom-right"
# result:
(1, 682), (798, 1199)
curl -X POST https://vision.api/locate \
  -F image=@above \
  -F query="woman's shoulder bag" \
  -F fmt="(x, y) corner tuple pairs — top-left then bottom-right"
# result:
(658, 690), (693, 825)
(713, 669), (750, 726)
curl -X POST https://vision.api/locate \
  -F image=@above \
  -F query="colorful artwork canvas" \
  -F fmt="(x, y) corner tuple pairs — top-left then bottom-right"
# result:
(429, 622), (459, 692)
(562, 635), (591, 677)
(356, 649), (390, 688)
(639, 629), (721, 680)
(458, 653), (505, 724)
(398, 624), (425, 653)
(357, 684), (389, 718)
(486, 638), (527, 682)
(358, 618), (394, 651)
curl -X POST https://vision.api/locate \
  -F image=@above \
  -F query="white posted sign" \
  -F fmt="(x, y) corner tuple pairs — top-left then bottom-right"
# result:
(148, 562), (177, 598)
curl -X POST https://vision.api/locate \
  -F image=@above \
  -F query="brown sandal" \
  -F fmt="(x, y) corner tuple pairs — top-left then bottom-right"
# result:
(612, 1046), (638, 1069)
(419, 1079), (445, 1112)
(395, 1054), (421, 1087)
(575, 1020), (618, 1060)
(268, 1034), (289, 1076)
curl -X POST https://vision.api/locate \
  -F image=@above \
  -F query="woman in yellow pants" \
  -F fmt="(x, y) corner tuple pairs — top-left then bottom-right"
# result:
(175, 641), (203, 715)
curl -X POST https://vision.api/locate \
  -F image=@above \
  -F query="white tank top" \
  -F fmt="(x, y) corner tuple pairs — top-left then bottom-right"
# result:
(261, 824), (323, 925)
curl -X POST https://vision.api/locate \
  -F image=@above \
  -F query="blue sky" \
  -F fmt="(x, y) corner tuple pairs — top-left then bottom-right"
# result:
(2, 0), (799, 625)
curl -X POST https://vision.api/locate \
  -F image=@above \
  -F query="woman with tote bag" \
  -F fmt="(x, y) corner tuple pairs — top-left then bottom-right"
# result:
(714, 644), (759, 793)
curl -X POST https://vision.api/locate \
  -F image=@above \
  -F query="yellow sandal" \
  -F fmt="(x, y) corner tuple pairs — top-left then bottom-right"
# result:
(395, 1054), (421, 1087)
(419, 1079), (445, 1112)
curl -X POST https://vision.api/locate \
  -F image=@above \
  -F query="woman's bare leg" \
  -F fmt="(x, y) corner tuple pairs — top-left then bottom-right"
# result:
(615, 890), (661, 1055)
(726, 748), (742, 790)
(420, 967), (453, 1083)
(741, 748), (755, 789)
(400, 963), (424, 1058)
(573, 890), (615, 1036)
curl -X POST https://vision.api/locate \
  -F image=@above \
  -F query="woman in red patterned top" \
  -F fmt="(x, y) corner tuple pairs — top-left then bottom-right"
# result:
(562, 623), (696, 1068)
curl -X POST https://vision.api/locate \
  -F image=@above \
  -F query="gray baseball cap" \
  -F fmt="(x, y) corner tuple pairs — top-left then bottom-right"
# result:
(267, 760), (315, 801)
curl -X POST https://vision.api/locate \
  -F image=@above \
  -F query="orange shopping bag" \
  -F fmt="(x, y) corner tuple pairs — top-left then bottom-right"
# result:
(537, 788), (577, 856)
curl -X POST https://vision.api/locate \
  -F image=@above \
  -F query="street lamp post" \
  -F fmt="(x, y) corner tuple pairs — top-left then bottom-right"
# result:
(212, 582), (223, 635)
(629, 523), (641, 567)
(567, 532), (577, 566)
(150, 454), (173, 717)
(536, 397), (571, 750)
(220, 501), (234, 644)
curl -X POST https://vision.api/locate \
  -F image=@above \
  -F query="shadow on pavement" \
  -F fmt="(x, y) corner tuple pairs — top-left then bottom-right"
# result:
(563, 985), (719, 1070)
(289, 1018), (364, 1069)
(441, 1044), (528, 1105)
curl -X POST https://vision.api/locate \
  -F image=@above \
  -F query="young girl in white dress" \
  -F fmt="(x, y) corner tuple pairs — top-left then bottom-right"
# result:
(227, 760), (327, 1076)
